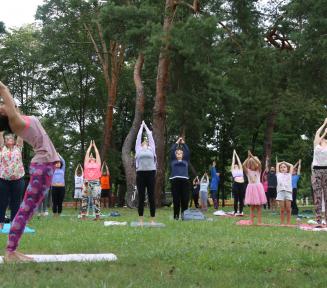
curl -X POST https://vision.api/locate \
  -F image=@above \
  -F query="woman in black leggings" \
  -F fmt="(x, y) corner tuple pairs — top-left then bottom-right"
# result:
(231, 150), (246, 215)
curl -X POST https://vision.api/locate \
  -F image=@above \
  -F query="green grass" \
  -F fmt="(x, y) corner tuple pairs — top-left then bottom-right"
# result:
(1, 207), (327, 288)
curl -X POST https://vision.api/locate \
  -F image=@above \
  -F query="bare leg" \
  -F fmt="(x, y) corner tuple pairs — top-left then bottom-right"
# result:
(279, 201), (285, 224)
(250, 206), (255, 225)
(257, 206), (262, 225)
(150, 217), (155, 224)
(139, 216), (144, 226)
(286, 200), (292, 225)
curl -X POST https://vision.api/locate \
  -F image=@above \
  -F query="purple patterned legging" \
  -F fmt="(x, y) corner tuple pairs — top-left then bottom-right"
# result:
(6, 162), (55, 252)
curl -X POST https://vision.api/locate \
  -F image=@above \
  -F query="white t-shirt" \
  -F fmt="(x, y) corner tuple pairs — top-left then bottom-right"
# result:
(200, 182), (209, 192)
(75, 175), (84, 189)
(277, 173), (292, 193)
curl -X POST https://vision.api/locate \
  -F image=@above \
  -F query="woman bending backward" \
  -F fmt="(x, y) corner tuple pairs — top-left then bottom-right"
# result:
(0, 82), (59, 262)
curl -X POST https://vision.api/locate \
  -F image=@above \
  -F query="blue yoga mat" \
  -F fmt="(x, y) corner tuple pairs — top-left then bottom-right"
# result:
(0, 224), (35, 234)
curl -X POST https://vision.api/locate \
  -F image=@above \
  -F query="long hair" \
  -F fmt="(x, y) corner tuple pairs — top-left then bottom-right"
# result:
(0, 116), (12, 133)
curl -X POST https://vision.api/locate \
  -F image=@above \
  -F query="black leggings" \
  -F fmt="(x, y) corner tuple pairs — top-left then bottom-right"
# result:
(136, 170), (156, 217)
(232, 181), (245, 213)
(171, 178), (189, 219)
(51, 186), (65, 214)
(0, 178), (24, 223)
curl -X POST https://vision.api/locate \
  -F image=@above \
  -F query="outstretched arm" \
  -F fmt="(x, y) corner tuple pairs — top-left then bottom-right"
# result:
(59, 154), (66, 171)
(143, 122), (155, 150)
(0, 82), (25, 133)
(182, 143), (190, 161)
(0, 132), (4, 147)
(16, 136), (23, 148)
(84, 141), (92, 165)
(135, 122), (144, 154)
(314, 118), (327, 147)
(297, 160), (302, 175)
(92, 140), (101, 165)
(235, 151), (243, 172)
(231, 150), (236, 171)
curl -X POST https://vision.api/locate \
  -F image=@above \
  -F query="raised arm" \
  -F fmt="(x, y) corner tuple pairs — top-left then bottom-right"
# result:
(135, 122), (144, 155)
(92, 140), (101, 165)
(75, 164), (83, 176)
(58, 154), (66, 171)
(143, 122), (155, 150)
(0, 82), (25, 132)
(182, 143), (190, 161)
(314, 118), (327, 147)
(297, 159), (302, 175)
(84, 141), (92, 165)
(231, 150), (236, 171)
(16, 136), (23, 148)
(235, 151), (243, 172)
(170, 143), (178, 160)
(0, 132), (4, 148)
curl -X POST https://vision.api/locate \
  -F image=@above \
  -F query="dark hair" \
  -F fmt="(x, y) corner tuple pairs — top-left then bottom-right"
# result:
(0, 116), (12, 133)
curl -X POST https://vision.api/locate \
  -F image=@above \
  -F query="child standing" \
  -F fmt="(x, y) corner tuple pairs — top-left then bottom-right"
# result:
(74, 164), (84, 211)
(0, 82), (59, 262)
(243, 151), (267, 225)
(192, 176), (200, 208)
(276, 161), (294, 225)
(199, 173), (209, 211)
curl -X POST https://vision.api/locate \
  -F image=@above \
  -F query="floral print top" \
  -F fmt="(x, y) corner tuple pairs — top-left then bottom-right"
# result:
(0, 145), (25, 180)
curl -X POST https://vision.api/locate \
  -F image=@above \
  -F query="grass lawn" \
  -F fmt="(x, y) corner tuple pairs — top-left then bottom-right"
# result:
(0, 206), (327, 288)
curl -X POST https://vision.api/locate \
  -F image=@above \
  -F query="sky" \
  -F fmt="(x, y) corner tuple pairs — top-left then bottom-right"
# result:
(0, 0), (45, 29)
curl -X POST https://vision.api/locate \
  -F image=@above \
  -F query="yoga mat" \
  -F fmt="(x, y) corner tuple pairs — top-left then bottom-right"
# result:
(104, 221), (128, 226)
(130, 221), (166, 228)
(236, 220), (297, 227)
(0, 253), (117, 264)
(299, 224), (327, 232)
(0, 224), (35, 234)
(213, 211), (245, 217)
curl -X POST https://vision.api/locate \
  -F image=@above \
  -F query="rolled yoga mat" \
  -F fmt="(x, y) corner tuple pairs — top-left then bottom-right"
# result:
(0, 253), (118, 264)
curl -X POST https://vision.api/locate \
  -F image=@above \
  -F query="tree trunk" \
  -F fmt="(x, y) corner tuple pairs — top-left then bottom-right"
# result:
(122, 53), (145, 208)
(152, 0), (176, 207)
(263, 110), (277, 170)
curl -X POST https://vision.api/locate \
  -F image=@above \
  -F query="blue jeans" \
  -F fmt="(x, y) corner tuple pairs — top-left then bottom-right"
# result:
(210, 190), (219, 209)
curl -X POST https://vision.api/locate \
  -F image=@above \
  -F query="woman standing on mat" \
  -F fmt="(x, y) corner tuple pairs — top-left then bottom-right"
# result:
(199, 173), (209, 211)
(0, 132), (25, 230)
(0, 81), (59, 262)
(243, 151), (267, 225)
(81, 140), (102, 220)
(276, 161), (293, 225)
(312, 118), (327, 226)
(231, 150), (245, 216)
(291, 159), (301, 216)
(135, 121), (157, 224)
(170, 137), (190, 220)
(210, 160), (220, 209)
(100, 162), (110, 209)
(51, 154), (65, 217)
(74, 164), (84, 211)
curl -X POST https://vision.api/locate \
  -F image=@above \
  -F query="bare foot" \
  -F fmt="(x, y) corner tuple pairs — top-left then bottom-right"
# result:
(4, 251), (35, 263)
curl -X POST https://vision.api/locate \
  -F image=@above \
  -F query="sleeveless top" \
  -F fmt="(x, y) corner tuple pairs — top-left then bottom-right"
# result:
(75, 175), (84, 189)
(100, 175), (110, 190)
(313, 145), (327, 166)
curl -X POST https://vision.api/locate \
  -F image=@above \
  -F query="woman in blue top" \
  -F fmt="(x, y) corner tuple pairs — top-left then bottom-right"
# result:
(170, 137), (190, 220)
(210, 160), (220, 209)
(51, 154), (65, 217)
(291, 159), (301, 216)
